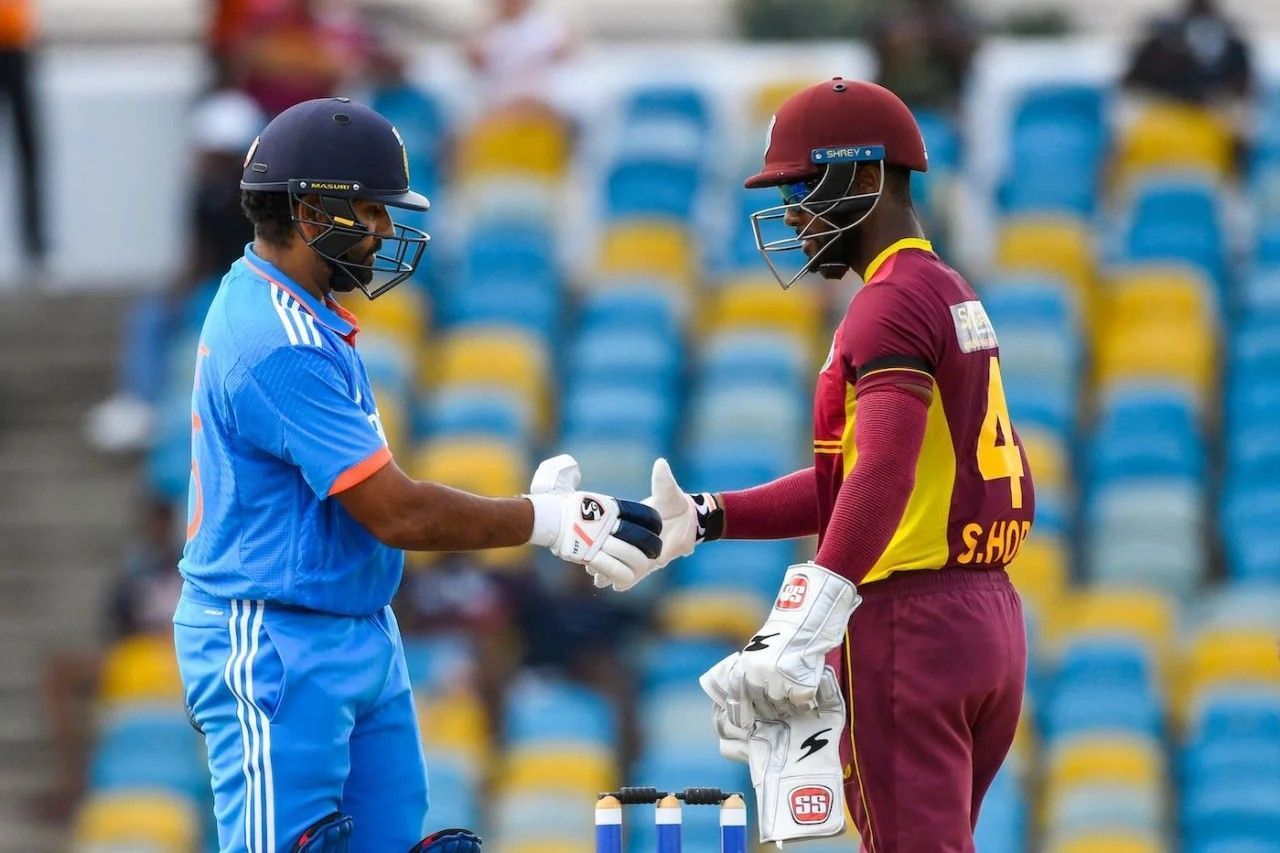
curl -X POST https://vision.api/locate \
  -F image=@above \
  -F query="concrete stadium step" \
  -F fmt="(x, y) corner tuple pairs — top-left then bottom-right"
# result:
(0, 292), (136, 848)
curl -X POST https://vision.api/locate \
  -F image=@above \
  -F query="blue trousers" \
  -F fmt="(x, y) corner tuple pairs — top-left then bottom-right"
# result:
(174, 585), (429, 852)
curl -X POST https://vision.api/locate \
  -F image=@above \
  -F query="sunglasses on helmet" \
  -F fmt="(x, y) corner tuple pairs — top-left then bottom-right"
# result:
(778, 179), (819, 206)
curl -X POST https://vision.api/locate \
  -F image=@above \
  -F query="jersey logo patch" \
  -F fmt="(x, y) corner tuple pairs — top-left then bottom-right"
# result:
(950, 300), (998, 353)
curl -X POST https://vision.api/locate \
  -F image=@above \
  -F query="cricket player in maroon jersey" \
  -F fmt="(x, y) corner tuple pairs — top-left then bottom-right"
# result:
(598, 79), (1035, 851)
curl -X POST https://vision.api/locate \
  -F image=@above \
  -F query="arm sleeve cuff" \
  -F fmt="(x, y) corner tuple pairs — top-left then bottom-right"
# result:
(328, 446), (393, 496)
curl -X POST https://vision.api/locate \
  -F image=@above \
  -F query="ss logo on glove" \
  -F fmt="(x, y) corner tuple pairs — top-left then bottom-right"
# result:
(776, 575), (809, 610)
(789, 786), (833, 824)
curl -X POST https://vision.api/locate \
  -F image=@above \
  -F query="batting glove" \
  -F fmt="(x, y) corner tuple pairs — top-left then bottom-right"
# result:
(738, 562), (861, 714)
(525, 454), (663, 590)
(640, 458), (724, 578)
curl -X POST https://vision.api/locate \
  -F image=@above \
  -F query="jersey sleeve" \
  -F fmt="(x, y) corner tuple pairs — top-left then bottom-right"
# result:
(841, 282), (943, 398)
(233, 346), (391, 498)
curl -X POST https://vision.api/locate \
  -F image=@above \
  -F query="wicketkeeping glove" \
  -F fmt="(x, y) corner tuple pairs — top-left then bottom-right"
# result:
(748, 667), (847, 844)
(639, 458), (724, 580)
(739, 562), (861, 714)
(525, 454), (663, 589)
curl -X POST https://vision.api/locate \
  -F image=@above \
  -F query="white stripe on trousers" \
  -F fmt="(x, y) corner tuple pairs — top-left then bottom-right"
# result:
(224, 600), (275, 851)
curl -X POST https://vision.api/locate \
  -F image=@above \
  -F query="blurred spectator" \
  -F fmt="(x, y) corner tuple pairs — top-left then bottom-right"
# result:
(869, 0), (980, 115)
(0, 0), (45, 263)
(1122, 0), (1252, 106)
(464, 0), (575, 116)
(85, 90), (264, 455)
(40, 500), (183, 819)
(228, 0), (373, 116)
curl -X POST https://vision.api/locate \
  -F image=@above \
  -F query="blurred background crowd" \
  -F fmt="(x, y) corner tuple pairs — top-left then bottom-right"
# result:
(2, 0), (1280, 850)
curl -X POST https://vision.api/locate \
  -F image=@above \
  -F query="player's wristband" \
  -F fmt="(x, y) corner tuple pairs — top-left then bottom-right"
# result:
(523, 493), (559, 548)
(693, 492), (725, 543)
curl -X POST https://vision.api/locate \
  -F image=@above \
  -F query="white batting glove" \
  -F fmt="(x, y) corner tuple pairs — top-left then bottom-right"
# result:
(738, 562), (860, 714)
(642, 458), (724, 573)
(525, 454), (663, 590)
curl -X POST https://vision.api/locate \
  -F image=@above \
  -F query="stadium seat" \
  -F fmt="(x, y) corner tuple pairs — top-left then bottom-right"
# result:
(577, 285), (683, 343)
(701, 330), (809, 389)
(73, 792), (200, 852)
(422, 387), (531, 445)
(1000, 84), (1106, 217)
(1045, 735), (1164, 793)
(993, 217), (1097, 320)
(1183, 630), (1280, 709)
(623, 84), (711, 134)
(598, 221), (697, 288)
(99, 635), (183, 706)
(501, 745), (617, 795)
(417, 689), (491, 769)
(554, 438), (660, 501)
(562, 382), (676, 446)
(1115, 103), (1234, 182)
(973, 762), (1027, 853)
(491, 791), (595, 846)
(702, 279), (822, 342)
(505, 673), (617, 746)
(751, 79), (812, 123)
(568, 327), (681, 394)
(1065, 589), (1175, 667)
(432, 327), (550, 427)
(640, 637), (738, 694)
(605, 158), (701, 220)
(1195, 584), (1280, 634)
(1046, 638), (1163, 739)
(688, 384), (805, 447)
(659, 587), (768, 640)
(1008, 535), (1071, 640)
(1019, 427), (1071, 494)
(1219, 483), (1280, 583)
(1045, 831), (1165, 853)
(1047, 783), (1164, 837)
(1120, 178), (1228, 298)
(457, 113), (570, 181)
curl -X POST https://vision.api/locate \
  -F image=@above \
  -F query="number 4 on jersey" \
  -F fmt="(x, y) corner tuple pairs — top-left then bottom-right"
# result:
(977, 357), (1024, 510)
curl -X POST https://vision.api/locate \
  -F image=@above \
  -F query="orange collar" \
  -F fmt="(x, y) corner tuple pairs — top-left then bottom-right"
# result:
(863, 237), (934, 284)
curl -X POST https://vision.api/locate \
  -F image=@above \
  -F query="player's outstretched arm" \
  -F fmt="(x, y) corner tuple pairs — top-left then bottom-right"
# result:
(336, 455), (662, 586)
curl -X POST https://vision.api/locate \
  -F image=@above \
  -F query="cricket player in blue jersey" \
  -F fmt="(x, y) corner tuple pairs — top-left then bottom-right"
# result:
(174, 98), (662, 853)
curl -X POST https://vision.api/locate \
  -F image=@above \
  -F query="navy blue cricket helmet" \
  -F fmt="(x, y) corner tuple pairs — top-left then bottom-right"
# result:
(241, 97), (430, 299)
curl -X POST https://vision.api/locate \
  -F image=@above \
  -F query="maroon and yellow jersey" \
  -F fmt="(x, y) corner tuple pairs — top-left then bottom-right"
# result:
(813, 238), (1035, 583)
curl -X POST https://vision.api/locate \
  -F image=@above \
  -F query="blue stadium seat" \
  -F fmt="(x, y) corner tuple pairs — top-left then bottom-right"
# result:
(562, 382), (675, 446)
(441, 272), (561, 342)
(505, 674), (616, 746)
(683, 437), (798, 492)
(1049, 783), (1164, 837)
(422, 387), (530, 444)
(1122, 176), (1228, 296)
(578, 285), (682, 344)
(1221, 484), (1280, 583)
(725, 185), (790, 271)
(568, 328), (681, 393)
(640, 637), (737, 694)
(371, 83), (448, 232)
(1045, 638), (1163, 741)
(1240, 267), (1280, 313)
(670, 539), (797, 602)
(1000, 84), (1106, 216)
(1088, 386), (1205, 486)
(420, 758), (481, 829)
(1184, 778), (1280, 849)
(701, 331), (808, 389)
(555, 438), (663, 500)
(402, 633), (477, 693)
(983, 283), (1082, 395)
(90, 711), (207, 801)
(688, 384), (805, 446)
(622, 85), (711, 134)
(1196, 587), (1280, 634)
(605, 158), (701, 220)
(637, 686), (723, 757)
(973, 762), (1027, 853)
(1004, 374), (1074, 440)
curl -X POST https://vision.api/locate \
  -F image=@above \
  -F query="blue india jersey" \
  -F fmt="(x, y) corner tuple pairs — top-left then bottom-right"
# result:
(179, 245), (404, 615)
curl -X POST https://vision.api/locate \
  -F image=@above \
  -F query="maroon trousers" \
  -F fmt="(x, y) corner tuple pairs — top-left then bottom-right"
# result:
(832, 568), (1026, 853)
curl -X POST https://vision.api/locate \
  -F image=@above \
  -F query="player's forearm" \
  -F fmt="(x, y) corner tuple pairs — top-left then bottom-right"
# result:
(373, 480), (534, 552)
(719, 467), (820, 540)
(815, 388), (927, 583)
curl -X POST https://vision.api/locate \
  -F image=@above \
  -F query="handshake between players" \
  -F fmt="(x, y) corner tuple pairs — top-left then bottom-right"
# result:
(545, 454), (856, 845)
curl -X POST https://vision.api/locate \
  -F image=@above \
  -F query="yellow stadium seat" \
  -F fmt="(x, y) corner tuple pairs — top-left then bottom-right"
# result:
(1047, 832), (1162, 853)
(501, 745), (617, 795)
(993, 217), (1097, 319)
(99, 635), (182, 706)
(1046, 736), (1163, 793)
(1019, 427), (1069, 494)
(1185, 629), (1280, 695)
(457, 114), (571, 181)
(1116, 103), (1234, 182)
(1106, 265), (1215, 330)
(430, 327), (549, 426)
(1095, 323), (1215, 403)
(411, 437), (532, 568)
(752, 79), (812, 122)
(702, 278), (822, 343)
(73, 792), (199, 851)
(503, 843), (594, 853)
(418, 690), (491, 769)
(660, 589), (768, 641)
(1008, 536), (1070, 640)
(340, 284), (430, 350)
(1064, 589), (1176, 678)
(598, 222), (696, 288)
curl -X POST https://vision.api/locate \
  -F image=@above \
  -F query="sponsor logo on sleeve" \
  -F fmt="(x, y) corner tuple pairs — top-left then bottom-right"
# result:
(789, 785), (833, 825)
(950, 300), (999, 353)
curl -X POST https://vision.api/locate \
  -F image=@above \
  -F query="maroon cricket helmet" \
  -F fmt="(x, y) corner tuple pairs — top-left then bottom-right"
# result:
(745, 78), (929, 189)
